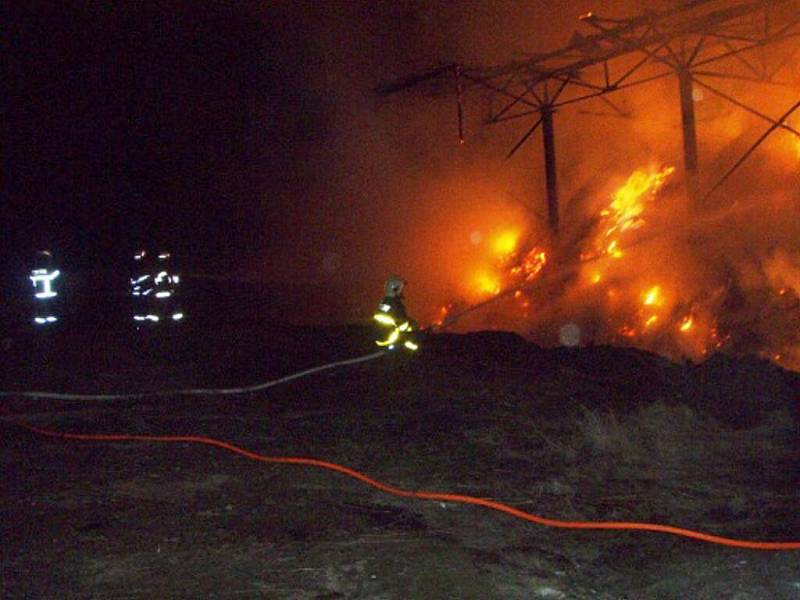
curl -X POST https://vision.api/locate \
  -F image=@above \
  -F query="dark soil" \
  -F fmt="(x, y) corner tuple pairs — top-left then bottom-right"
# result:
(2, 322), (799, 599)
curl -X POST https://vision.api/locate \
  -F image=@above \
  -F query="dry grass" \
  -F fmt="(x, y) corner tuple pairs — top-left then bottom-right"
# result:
(572, 401), (719, 466)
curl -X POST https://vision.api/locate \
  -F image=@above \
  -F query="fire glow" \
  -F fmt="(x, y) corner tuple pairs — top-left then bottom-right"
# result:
(431, 161), (800, 371)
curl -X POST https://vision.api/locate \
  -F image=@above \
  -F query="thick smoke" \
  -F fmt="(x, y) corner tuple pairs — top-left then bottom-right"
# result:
(250, 2), (800, 368)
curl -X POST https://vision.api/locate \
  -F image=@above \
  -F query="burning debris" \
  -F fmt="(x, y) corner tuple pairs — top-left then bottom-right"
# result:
(377, 1), (800, 372)
(432, 160), (800, 371)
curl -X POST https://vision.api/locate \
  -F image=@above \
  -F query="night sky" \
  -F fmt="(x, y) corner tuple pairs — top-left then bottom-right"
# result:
(6, 2), (331, 271)
(5, 1), (598, 276)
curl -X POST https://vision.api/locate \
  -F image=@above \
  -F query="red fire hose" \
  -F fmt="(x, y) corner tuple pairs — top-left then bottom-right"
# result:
(12, 420), (800, 551)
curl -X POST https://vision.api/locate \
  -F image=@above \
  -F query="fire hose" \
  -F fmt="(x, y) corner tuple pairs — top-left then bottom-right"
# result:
(3, 347), (800, 551)
(0, 350), (386, 400)
(6, 419), (800, 551)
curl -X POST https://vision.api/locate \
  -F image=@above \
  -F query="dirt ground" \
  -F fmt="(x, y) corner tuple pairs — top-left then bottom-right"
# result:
(2, 324), (799, 599)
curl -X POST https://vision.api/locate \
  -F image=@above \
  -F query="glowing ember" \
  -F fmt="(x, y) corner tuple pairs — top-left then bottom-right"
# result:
(643, 285), (661, 306)
(679, 315), (694, 332)
(511, 247), (548, 282)
(434, 303), (453, 326)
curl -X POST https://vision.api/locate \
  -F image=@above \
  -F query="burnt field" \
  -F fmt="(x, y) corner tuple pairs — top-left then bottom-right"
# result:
(2, 301), (800, 599)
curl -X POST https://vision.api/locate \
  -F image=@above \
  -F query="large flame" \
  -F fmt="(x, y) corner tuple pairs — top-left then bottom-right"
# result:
(588, 166), (675, 262)
(428, 158), (800, 371)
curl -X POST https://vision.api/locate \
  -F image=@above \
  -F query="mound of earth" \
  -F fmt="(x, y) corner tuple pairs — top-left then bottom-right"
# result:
(2, 328), (799, 598)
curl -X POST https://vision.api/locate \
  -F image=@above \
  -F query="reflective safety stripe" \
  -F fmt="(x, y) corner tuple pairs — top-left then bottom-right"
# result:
(31, 269), (60, 299)
(379, 303), (391, 312)
(34, 316), (58, 325)
(172, 313), (184, 320)
(404, 340), (419, 351)
(375, 328), (400, 347)
(398, 321), (410, 332)
(373, 313), (396, 326)
(155, 291), (172, 298)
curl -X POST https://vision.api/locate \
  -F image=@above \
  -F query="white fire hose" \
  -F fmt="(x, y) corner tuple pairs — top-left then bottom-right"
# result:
(0, 350), (386, 401)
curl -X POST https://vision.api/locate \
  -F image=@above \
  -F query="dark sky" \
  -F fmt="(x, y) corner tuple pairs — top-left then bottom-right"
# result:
(5, 1), (599, 276)
(6, 2), (327, 270)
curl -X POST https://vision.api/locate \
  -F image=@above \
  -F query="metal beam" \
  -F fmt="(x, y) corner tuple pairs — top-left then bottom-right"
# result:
(678, 68), (700, 188)
(541, 108), (559, 234)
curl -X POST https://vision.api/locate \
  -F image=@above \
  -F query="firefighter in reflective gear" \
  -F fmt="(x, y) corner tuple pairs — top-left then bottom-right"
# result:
(30, 250), (61, 326)
(130, 250), (184, 327)
(373, 275), (419, 352)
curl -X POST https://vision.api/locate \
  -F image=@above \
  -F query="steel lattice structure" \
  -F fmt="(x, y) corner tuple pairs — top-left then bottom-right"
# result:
(378, 0), (800, 233)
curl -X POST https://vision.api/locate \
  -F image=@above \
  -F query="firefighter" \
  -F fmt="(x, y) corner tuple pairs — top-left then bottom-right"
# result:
(373, 275), (419, 352)
(130, 250), (184, 327)
(30, 250), (61, 326)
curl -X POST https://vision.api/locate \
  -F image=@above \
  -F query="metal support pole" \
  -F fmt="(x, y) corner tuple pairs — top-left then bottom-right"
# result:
(541, 107), (559, 234)
(677, 68), (699, 199)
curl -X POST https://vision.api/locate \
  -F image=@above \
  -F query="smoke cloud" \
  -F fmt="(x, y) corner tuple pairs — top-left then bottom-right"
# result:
(244, 2), (799, 369)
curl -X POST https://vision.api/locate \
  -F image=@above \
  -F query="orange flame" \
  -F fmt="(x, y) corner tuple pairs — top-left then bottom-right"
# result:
(595, 166), (675, 260)
(643, 285), (661, 306)
(474, 271), (501, 296)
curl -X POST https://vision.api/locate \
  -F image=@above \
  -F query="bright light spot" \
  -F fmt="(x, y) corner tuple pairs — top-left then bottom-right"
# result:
(645, 315), (658, 327)
(679, 315), (694, 332)
(492, 230), (519, 256)
(607, 240), (623, 259)
(134, 314), (160, 323)
(643, 285), (661, 306)
(474, 271), (501, 296)
(156, 291), (172, 298)
(559, 323), (581, 347)
(172, 313), (184, 321)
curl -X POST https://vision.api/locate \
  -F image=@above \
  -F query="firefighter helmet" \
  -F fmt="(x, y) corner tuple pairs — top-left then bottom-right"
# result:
(384, 275), (406, 298)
